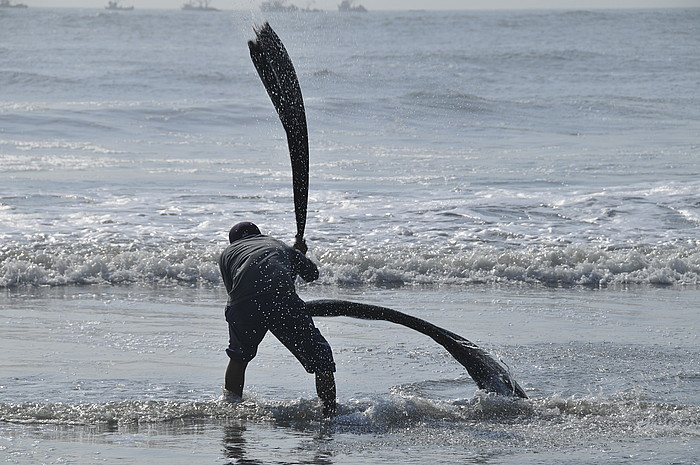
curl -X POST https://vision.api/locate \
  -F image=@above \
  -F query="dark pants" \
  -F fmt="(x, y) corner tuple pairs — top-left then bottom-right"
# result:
(225, 293), (336, 374)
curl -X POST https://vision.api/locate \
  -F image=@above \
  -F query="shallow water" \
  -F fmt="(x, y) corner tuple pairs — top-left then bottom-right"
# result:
(2, 285), (699, 464)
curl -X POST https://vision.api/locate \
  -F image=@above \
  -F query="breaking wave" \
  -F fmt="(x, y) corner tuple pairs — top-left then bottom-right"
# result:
(1, 390), (698, 443)
(1, 240), (698, 288)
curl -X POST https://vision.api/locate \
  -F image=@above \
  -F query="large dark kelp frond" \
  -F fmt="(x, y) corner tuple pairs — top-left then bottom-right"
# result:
(248, 23), (309, 242)
(306, 299), (528, 398)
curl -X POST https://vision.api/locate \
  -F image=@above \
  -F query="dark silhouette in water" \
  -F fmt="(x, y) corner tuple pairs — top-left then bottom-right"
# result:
(247, 23), (528, 398)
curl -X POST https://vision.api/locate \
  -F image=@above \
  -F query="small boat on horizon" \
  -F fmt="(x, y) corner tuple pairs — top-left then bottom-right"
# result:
(182, 0), (219, 11)
(105, 1), (134, 10)
(0, 0), (28, 8)
(338, 1), (366, 12)
(260, 0), (298, 12)
(260, 1), (322, 13)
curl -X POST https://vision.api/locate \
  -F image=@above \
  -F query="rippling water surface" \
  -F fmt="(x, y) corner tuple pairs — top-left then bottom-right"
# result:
(1, 6), (699, 464)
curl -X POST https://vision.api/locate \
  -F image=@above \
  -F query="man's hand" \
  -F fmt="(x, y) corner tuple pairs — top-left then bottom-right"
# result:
(293, 236), (308, 255)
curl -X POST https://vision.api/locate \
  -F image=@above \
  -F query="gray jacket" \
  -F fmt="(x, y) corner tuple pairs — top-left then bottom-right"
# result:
(218, 235), (319, 306)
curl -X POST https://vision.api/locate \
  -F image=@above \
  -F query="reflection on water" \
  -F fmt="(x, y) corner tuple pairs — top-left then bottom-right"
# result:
(223, 422), (335, 465)
(223, 423), (264, 465)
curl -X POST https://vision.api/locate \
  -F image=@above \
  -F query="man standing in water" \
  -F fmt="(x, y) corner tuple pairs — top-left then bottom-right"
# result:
(218, 221), (337, 417)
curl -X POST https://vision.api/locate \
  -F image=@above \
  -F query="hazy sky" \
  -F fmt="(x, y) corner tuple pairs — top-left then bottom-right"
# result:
(17, 0), (700, 10)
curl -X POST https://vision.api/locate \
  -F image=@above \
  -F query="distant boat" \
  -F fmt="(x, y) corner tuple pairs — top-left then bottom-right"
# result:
(260, 1), (321, 12)
(338, 0), (366, 12)
(105, 1), (134, 10)
(338, 1), (366, 12)
(0, 0), (28, 8)
(260, 0), (298, 12)
(182, 0), (219, 11)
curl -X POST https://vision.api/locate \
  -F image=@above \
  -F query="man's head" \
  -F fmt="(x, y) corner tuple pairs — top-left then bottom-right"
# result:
(228, 222), (261, 243)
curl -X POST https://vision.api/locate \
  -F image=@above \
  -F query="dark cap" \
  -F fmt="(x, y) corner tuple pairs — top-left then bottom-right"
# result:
(228, 222), (261, 243)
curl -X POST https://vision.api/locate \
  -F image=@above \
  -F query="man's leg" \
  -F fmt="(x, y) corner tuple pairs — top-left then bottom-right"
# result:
(225, 359), (248, 397)
(267, 294), (337, 416)
(225, 300), (264, 399)
(315, 371), (337, 417)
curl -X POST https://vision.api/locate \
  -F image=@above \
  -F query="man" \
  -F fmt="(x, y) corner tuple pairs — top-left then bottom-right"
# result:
(218, 221), (337, 417)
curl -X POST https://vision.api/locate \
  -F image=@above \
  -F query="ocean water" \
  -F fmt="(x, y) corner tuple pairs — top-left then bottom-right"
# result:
(1, 6), (699, 465)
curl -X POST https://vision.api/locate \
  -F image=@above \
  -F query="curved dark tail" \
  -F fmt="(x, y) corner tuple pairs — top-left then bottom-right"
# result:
(306, 299), (528, 398)
(248, 23), (309, 242)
